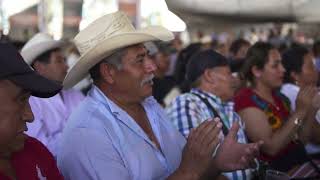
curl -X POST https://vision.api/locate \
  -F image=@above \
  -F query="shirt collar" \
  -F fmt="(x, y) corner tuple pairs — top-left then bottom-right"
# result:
(88, 85), (154, 115)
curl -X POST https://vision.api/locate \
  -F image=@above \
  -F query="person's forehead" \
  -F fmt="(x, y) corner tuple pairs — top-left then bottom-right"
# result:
(51, 50), (64, 58)
(125, 44), (147, 57)
(129, 43), (146, 51)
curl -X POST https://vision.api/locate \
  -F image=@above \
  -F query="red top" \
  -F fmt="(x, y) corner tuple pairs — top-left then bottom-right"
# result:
(0, 136), (64, 180)
(234, 88), (299, 162)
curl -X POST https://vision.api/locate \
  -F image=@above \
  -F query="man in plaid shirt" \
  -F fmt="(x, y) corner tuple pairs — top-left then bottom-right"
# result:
(167, 50), (257, 180)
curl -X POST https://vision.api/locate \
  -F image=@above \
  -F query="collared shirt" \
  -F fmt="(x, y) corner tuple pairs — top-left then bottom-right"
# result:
(57, 86), (186, 180)
(166, 88), (253, 180)
(27, 88), (85, 157)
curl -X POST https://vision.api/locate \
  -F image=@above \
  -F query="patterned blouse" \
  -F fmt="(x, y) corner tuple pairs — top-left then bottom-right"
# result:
(234, 88), (307, 171)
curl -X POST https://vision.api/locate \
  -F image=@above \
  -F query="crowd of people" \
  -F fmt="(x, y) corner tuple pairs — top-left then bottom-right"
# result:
(1, 10), (320, 180)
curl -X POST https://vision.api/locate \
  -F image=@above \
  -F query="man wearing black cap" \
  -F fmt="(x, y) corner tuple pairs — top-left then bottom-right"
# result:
(0, 43), (64, 180)
(166, 49), (261, 180)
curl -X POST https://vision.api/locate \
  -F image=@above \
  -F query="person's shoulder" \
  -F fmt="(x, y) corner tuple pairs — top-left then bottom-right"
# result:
(12, 136), (63, 180)
(66, 96), (107, 129)
(28, 94), (56, 106)
(234, 88), (255, 102)
(234, 88), (258, 112)
(166, 91), (205, 115)
(175, 91), (203, 103)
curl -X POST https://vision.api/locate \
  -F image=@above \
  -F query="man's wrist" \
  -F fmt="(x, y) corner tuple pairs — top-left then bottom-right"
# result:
(211, 157), (223, 175)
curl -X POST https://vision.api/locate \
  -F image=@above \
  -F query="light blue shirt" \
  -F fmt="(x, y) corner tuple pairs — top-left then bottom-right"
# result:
(57, 86), (186, 180)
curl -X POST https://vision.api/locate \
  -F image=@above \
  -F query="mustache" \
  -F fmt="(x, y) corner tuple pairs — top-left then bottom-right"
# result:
(140, 74), (155, 87)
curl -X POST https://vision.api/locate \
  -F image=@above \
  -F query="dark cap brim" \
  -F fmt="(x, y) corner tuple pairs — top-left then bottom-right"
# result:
(8, 71), (62, 98)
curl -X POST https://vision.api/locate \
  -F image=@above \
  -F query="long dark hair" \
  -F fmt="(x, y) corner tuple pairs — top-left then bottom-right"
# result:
(241, 42), (275, 85)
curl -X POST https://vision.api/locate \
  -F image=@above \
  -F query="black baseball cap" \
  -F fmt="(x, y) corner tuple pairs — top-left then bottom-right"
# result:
(186, 49), (229, 82)
(0, 43), (62, 98)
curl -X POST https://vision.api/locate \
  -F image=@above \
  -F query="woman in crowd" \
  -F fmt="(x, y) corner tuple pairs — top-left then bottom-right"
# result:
(233, 42), (319, 174)
(281, 46), (320, 157)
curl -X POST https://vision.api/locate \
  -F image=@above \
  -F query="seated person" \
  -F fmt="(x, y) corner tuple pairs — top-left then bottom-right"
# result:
(21, 33), (85, 156)
(281, 46), (320, 157)
(234, 42), (319, 176)
(57, 11), (262, 180)
(0, 43), (63, 179)
(166, 49), (261, 180)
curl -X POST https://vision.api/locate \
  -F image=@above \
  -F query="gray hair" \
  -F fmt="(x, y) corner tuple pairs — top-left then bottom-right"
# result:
(101, 47), (127, 70)
(89, 47), (128, 83)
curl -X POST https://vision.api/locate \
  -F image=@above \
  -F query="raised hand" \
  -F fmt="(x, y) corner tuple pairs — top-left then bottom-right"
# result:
(312, 91), (320, 110)
(213, 122), (263, 172)
(178, 118), (222, 178)
(296, 86), (317, 114)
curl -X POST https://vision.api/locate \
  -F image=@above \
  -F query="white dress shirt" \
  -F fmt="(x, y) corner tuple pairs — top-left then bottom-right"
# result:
(27, 88), (85, 156)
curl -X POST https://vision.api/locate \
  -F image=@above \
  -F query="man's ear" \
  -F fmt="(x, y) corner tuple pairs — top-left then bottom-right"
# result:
(32, 61), (47, 75)
(99, 63), (117, 84)
(203, 69), (215, 84)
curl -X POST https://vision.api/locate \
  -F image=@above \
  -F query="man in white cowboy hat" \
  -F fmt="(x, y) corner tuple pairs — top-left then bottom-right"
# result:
(57, 11), (261, 180)
(20, 33), (85, 157)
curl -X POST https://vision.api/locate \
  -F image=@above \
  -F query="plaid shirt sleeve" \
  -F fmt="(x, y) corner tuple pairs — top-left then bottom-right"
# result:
(166, 94), (205, 138)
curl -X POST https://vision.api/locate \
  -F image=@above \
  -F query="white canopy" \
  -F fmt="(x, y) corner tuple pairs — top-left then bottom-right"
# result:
(166, 0), (320, 22)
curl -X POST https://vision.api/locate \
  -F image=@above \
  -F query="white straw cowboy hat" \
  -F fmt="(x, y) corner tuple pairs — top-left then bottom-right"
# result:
(63, 11), (174, 88)
(21, 33), (63, 65)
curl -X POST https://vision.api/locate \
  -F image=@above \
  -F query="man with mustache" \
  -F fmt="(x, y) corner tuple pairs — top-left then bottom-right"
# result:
(166, 50), (259, 180)
(20, 33), (85, 157)
(0, 43), (63, 179)
(57, 11), (262, 180)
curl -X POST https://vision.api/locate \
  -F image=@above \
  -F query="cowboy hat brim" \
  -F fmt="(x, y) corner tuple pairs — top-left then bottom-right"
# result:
(21, 40), (64, 65)
(63, 26), (174, 88)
